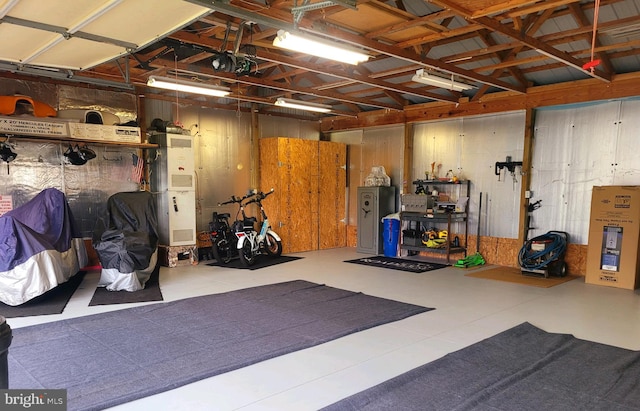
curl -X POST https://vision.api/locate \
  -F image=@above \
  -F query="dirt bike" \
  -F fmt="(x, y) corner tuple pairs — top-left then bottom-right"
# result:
(235, 188), (282, 267)
(210, 192), (255, 264)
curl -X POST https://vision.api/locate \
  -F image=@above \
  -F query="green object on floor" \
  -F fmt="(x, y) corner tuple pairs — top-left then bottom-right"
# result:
(454, 252), (486, 268)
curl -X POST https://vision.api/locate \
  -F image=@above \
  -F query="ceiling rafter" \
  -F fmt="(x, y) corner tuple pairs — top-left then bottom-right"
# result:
(185, 0), (526, 92)
(2, 0), (640, 119)
(429, 0), (611, 82)
(169, 29), (458, 103)
(150, 57), (403, 112)
(567, 2), (614, 74)
(501, 0), (582, 20)
(364, 9), (457, 40)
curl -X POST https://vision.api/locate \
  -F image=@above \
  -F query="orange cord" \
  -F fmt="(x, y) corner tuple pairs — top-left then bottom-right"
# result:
(586, 0), (601, 73)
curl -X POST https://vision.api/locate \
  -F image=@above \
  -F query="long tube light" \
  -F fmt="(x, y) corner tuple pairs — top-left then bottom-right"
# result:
(274, 97), (332, 113)
(147, 75), (231, 97)
(412, 69), (475, 92)
(273, 30), (370, 65)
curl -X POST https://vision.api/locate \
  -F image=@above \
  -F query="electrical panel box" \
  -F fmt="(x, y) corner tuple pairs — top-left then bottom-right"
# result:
(357, 186), (396, 254)
(150, 133), (196, 247)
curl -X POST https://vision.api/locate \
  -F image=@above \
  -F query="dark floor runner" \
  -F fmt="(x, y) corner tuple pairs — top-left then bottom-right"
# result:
(0, 272), (85, 318)
(88, 265), (162, 306)
(322, 322), (640, 410)
(9, 280), (432, 411)
(207, 255), (303, 270)
(345, 256), (448, 273)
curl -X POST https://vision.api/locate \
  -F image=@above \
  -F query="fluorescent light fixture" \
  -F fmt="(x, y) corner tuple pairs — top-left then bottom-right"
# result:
(274, 97), (332, 113)
(412, 69), (475, 92)
(147, 76), (231, 97)
(273, 30), (370, 65)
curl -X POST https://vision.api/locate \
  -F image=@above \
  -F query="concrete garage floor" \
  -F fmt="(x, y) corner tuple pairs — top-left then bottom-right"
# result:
(9, 247), (640, 410)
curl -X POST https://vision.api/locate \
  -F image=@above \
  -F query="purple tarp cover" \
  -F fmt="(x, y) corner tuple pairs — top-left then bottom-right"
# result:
(0, 188), (87, 306)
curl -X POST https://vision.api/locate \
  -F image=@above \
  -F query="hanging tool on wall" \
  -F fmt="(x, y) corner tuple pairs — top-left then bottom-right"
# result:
(524, 199), (541, 242)
(0, 138), (17, 174)
(495, 156), (523, 185)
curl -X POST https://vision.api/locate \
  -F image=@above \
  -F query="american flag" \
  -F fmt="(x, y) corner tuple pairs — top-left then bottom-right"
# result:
(131, 153), (144, 183)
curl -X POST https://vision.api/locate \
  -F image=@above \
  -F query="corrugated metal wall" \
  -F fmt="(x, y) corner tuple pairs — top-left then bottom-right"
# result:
(328, 125), (405, 226)
(530, 98), (640, 244)
(410, 99), (640, 245)
(4, 78), (639, 249)
(413, 111), (526, 239)
(0, 81), (139, 238)
(144, 100), (321, 232)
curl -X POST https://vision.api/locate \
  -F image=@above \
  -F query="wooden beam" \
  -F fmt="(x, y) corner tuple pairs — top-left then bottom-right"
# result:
(430, 0), (611, 82)
(321, 72), (640, 131)
(518, 108), (535, 245)
(148, 57), (397, 113)
(257, 50), (457, 103)
(403, 121), (413, 196)
(184, 0), (525, 93)
(303, 21), (525, 93)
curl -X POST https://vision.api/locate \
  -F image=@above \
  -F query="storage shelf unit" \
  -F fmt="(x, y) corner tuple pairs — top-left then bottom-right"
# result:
(400, 180), (470, 264)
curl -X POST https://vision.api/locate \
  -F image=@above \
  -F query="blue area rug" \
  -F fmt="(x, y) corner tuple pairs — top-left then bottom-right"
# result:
(8, 280), (433, 410)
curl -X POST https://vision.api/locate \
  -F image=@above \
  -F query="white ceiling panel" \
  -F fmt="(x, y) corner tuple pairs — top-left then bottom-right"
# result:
(0, 0), (212, 70)
(29, 38), (125, 70)
(5, 0), (114, 27)
(80, 0), (212, 45)
(0, 25), (59, 63)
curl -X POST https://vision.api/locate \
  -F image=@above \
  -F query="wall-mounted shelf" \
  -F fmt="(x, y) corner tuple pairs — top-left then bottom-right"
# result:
(1, 133), (157, 149)
(0, 115), (156, 148)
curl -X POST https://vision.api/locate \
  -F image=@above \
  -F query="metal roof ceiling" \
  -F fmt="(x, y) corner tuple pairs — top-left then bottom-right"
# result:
(1, 0), (639, 119)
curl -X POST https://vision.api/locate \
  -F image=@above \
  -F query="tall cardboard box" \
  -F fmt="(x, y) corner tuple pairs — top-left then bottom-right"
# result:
(585, 186), (640, 289)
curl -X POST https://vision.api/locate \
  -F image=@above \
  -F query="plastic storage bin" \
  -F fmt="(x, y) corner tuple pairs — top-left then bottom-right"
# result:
(383, 218), (400, 257)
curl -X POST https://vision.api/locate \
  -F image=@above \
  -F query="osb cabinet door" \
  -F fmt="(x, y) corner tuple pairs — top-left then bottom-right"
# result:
(259, 137), (319, 254)
(281, 138), (319, 253)
(259, 138), (281, 236)
(319, 141), (347, 249)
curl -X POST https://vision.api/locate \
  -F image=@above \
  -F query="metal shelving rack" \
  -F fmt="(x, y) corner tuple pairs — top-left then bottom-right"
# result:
(400, 180), (470, 264)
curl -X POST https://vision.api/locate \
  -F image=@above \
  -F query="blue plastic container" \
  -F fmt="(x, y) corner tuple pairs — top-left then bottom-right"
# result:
(383, 218), (400, 257)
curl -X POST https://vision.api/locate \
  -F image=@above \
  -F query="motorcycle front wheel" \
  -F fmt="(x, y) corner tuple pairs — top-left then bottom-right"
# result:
(212, 239), (234, 264)
(239, 240), (256, 267)
(264, 232), (283, 256)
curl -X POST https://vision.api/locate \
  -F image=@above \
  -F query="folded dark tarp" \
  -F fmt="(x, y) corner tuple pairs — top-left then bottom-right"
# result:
(92, 191), (159, 291)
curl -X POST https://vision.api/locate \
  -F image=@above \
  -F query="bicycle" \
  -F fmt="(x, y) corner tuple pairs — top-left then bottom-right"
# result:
(235, 188), (282, 266)
(211, 192), (255, 264)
